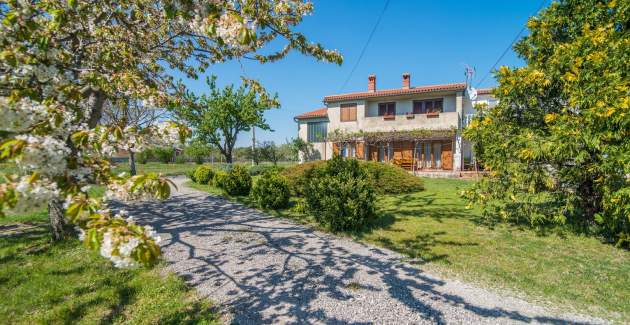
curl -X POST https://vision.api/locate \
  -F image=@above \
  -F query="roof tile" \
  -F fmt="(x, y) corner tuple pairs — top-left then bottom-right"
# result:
(294, 107), (327, 120)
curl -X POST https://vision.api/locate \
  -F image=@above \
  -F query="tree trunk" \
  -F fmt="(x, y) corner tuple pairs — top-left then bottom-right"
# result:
(48, 197), (66, 242)
(225, 153), (233, 164)
(129, 151), (137, 176)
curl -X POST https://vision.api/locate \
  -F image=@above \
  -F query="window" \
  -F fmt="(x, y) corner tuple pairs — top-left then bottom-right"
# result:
(413, 99), (443, 114)
(340, 103), (357, 122)
(378, 102), (396, 117)
(307, 122), (327, 143)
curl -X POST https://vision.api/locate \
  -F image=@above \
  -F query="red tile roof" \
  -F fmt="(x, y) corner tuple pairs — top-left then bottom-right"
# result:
(323, 83), (467, 103)
(477, 88), (493, 95)
(294, 107), (327, 120)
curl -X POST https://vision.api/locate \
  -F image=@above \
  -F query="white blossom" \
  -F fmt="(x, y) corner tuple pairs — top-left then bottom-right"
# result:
(15, 135), (70, 176)
(9, 176), (59, 213)
(0, 97), (49, 132)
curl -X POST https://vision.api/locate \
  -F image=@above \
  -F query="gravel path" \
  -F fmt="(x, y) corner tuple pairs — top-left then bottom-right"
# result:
(116, 176), (606, 324)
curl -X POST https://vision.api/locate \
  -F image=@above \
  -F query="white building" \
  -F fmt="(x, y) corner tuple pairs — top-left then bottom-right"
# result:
(294, 73), (496, 174)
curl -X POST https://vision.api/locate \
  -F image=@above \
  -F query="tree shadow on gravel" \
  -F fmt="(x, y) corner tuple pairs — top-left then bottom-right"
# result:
(113, 185), (598, 325)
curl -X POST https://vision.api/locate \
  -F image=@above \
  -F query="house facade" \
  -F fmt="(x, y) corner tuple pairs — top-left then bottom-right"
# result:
(294, 73), (497, 173)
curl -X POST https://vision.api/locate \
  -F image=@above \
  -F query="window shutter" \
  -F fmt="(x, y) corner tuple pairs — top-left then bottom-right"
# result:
(378, 103), (385, 116)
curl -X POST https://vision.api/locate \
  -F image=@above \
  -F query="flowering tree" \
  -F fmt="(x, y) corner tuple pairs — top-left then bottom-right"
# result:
(0, 0), (342, 267)
(102, 99), (168, 175)
(463, 0), (629, 246)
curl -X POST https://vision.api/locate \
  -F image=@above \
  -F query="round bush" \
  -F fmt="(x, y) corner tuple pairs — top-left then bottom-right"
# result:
(193, 165), (214, 184)
(217, 165), (251, 196)
(213, 171), (228, 188)
(304, 157), (376, 231)
(251, 172), (290, 209)
(280, 160), (326, 196)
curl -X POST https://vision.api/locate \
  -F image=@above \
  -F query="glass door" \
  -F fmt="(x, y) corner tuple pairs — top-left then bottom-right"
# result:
(433, 143), (442, 169)
(424, 143), (432, 168)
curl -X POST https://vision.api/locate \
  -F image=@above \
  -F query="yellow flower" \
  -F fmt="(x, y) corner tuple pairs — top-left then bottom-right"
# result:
(564, 72), (577, 82)
(544, 113), (557, 124)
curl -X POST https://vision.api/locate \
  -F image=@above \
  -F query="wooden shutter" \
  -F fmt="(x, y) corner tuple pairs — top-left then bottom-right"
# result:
(441, 142), (453, 170)
(333, 143), (339, 156)
(340, 103), (357, 121)
(378, 103), (385, 116)
(356, 142), (364, 159)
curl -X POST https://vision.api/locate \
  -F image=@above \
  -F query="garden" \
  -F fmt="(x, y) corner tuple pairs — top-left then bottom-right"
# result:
(186, 158), (630, 322)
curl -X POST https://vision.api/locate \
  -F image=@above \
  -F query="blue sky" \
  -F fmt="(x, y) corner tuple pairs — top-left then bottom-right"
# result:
(181, 0), (546, 147)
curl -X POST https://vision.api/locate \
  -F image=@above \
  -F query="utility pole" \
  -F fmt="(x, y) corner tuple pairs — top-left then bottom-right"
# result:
(251, 126), (256, 166)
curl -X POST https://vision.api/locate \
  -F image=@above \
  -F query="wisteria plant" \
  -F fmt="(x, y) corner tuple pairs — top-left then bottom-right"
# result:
(0, 0), (342, 267)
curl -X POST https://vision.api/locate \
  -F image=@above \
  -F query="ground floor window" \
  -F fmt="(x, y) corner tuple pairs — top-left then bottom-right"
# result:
(307, 122), (327, 142)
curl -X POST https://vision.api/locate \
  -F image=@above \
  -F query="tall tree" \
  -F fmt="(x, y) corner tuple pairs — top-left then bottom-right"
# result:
(463, 0), (629, 246)
(176, 77), (278, 163)
(0, 0), (342, 267)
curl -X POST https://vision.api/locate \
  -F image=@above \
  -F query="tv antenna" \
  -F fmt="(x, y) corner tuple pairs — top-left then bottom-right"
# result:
(464, 65), (478, 101)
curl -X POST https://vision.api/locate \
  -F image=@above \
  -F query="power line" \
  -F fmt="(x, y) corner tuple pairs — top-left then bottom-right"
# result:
(476, 0), (549, 88)
(338, 0), (390, 92)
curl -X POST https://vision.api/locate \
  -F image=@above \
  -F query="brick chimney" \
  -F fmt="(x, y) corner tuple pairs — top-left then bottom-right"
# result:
(402, 73), (411, 89)
(368, 74), (376, 92)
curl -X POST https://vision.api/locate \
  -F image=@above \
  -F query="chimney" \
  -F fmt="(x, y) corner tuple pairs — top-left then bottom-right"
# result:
(402, 73), (411, 89)
(368, 74), (376, 92)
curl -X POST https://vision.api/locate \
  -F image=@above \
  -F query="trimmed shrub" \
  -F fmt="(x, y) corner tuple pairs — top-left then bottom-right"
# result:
(362, 161), (424, 194)
(282, 160), (423, 196)
(213, 171), (228, 188)
(250, 172), (290, 209)
(280, 160), (326, 196)
(193, 165), (214, 184)
(216, 165), (251, 196)
(304, 156), (376, 231)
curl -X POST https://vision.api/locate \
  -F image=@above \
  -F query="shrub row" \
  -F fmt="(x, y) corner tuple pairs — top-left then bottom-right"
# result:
(190, 158), (423, 232)
(189, 165), (252, 196)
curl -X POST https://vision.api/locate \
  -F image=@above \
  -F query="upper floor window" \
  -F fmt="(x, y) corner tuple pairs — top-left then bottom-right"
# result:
(340, 103), (357, 122)
(378, 102), (396, 116)
(413, 99), (443, 114)
(307, 122), (327, 143)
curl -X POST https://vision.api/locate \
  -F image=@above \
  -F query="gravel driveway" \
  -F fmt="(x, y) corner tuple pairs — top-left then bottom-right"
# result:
(115, 176), (606, 324)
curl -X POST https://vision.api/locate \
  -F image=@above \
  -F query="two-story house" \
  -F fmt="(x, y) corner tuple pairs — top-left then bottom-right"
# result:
(294, 73), (496, 175)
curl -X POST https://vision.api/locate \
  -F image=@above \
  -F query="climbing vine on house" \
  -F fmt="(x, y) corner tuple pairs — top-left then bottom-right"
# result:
(327, 128), (457, 144)
(463, 0), (630, 246)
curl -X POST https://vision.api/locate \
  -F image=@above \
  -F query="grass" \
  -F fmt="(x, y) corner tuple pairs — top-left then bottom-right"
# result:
(113, 162), (200, 176)
(112, 161), (297, 177)
(1, 210), (220, 324)
(189, 176), (630, 322)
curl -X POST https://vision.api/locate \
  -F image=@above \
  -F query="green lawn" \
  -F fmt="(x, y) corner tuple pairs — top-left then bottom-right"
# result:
(113, 162), (200, 176)
(1, 206), (219, 324)
(189, 176), (629, 322)
(112, 161), (297, 176)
